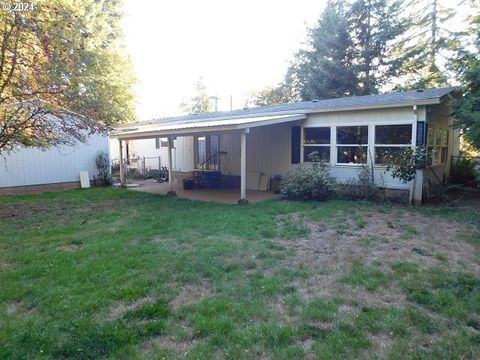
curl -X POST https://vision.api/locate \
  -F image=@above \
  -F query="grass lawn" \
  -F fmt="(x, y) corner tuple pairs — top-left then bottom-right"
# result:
(1, 188), (479, 359)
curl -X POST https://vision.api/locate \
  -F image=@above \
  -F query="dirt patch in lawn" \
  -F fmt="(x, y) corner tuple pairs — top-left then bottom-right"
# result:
(142, 333), (198, 357)
(170, 280), (214, 309)
(369, 333), (395, 358)
(56, 243), (82, 252)
(140, 319), (198, 357)
(6, 301), (37, 318)
(108, 295), (157, 319)
(0, 199), (128, 220)
(0, 258), (14, 271)
(269, 206), (480, 356)
(273, 207), (480, 301)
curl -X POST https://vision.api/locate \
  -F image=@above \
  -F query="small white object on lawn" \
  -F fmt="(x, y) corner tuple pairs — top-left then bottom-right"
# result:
(258, 173), (269, 191)
(246, 171), (261, 190)
(79, 171), (90, 188)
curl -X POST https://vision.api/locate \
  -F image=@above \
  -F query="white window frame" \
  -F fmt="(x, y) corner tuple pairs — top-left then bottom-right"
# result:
(335, 125), (369, 166)
(427, 126), (448, 166)
(373, 123), (413, 166)
(156, 137), (169, 148)
(302, 126), (331, 163)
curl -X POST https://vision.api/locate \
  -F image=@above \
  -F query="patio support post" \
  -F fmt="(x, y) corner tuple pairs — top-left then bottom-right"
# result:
(167, 136), (177, 197)
(238, 128), (249, 205)
(118, 139), (125, 185)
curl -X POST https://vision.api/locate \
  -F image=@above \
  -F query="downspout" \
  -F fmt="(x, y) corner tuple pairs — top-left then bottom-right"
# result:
(412, 105), (428, 204)
(410, 105), (418, 204)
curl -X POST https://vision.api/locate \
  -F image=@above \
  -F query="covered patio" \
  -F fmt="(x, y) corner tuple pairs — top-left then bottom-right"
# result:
(112, 113), (306, 204)
(128, 180), (280, 204)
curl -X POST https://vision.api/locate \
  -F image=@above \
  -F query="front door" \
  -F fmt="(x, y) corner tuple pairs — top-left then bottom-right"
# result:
(196, 135), (220, 170)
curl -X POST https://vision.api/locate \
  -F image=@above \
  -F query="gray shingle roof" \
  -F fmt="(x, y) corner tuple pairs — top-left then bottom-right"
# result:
(140, 87), (457, 126)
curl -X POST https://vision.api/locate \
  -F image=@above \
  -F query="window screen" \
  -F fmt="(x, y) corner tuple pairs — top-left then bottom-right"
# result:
(337, 126), (368, 145)
(304, 127), (330, 144)
(303, 127), (331, 163)
(375, 125), (412, 144)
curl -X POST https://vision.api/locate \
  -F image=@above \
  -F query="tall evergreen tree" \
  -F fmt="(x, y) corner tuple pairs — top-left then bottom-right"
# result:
(394, 0), (456, 89)
(348, 0), (405, 95)
(291, 1), (357, 100)
(451, 0), (480, 149)
(289, 0), (404, 100)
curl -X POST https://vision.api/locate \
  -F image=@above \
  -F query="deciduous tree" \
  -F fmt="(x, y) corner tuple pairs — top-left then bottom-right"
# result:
(0, 0), (136, 153)
(249, 71), (297, 106)
(179, 78), (213, 114)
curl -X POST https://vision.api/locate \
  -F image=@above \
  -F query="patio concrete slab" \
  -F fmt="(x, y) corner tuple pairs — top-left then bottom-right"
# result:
(127, 180), (280, 204)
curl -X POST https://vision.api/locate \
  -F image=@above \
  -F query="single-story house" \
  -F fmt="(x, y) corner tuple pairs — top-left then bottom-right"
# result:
(0, 134), (109, 195)
(111, 87), (460, 203)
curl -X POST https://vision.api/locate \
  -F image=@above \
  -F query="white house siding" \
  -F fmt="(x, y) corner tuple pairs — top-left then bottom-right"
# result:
(112, 102), (458, 195)
(218, 122), (300, 177)
(0, 134), (108, 188)
(302, 106), (419, 190)
(126, 107), (424, 191)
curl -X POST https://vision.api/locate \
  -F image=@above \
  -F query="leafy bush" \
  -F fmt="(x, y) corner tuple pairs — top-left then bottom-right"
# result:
(385, 146), (428, 183)
(280, 152), (336, 201)
(95, 151), (112, 186)
(450, 156), (480, 188)
(337, 164), (381, 200)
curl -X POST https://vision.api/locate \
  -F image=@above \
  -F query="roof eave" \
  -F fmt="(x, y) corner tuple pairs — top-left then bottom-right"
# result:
(302, 98), (442, 114)
(131, 98), (444, 128)
(112, 97), (446, 139)
(111, 114), (307, 140)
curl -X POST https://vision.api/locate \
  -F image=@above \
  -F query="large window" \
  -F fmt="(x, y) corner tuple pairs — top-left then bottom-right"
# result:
(303, 127), (330, 162)
(374, 124), (412, 165)
(427, 126), (448, 165)
(336, 126), (368, 164)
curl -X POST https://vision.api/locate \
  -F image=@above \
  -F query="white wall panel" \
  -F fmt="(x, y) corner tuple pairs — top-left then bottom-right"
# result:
(0, 134), (108, 187)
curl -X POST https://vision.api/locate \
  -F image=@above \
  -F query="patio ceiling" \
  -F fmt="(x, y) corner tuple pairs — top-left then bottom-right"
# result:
(111, 113), (307, 140)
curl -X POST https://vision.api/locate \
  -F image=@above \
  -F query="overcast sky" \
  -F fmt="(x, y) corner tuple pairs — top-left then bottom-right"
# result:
(121, 0), (469, 121)
(121, 0), (326, 120)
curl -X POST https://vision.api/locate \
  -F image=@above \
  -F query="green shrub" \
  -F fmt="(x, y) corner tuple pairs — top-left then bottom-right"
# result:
(450, 156), (480, 187)
(94, 150), (112, 186)
(280, 153), (336, 201)
(385, 146), (428, 183)
(337, 164), (380, 200)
